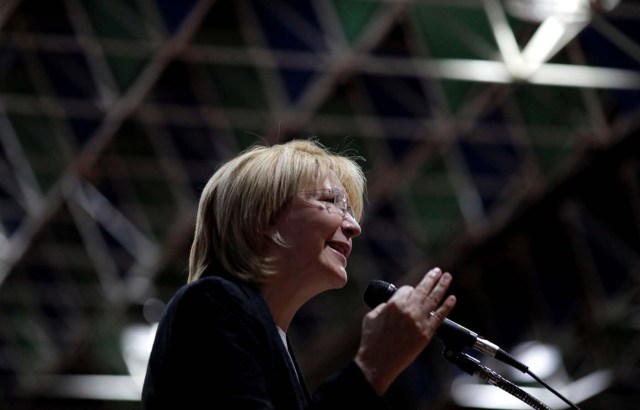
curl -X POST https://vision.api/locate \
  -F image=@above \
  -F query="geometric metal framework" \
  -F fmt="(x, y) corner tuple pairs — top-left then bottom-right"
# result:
(1, 1), (640, 408)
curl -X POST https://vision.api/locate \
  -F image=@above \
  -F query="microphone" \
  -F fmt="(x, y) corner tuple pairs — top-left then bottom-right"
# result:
(363, 279), (528, 373)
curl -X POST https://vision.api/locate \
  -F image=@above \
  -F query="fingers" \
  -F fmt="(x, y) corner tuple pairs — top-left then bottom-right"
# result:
(431, 294), (457, 323)
(375, 267), (455, 324)
(410, 267), (451, 310)
(381, 267), (455, 325)
(356, 268), (456, 393)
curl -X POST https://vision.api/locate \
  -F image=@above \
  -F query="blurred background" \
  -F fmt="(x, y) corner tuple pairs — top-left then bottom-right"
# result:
(1, 0), (639, 409)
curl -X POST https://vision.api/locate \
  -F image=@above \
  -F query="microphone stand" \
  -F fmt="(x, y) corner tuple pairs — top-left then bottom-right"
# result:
(443, 344), (551, 410)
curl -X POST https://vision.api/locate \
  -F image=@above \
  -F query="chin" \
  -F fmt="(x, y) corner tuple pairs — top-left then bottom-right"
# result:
(314, 267), (347, 291)
(330, 268), (349, 289)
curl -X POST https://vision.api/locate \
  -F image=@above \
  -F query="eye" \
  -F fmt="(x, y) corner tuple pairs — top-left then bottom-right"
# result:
(318, 193), (336, 204)
(346, 205), (354, 217)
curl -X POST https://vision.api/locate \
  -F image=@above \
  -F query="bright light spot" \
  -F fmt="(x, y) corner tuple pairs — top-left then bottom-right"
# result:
(121, 322), (158, 389)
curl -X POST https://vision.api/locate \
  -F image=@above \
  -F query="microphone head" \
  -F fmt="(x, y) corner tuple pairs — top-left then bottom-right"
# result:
(363, 280), (397, 308)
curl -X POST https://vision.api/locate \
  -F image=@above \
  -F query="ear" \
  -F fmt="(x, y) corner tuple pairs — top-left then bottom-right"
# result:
(262, 218), (283, 244)
(264, 225), (277, 240)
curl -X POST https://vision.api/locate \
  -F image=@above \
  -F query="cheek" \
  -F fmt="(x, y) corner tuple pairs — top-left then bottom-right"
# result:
(276, 216), (308, 242)
(282, 226), (323, 251)
(275, 204), (343, 247)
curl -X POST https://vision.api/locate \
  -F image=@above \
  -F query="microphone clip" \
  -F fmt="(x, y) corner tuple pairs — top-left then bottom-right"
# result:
(442, 347), (552, 410)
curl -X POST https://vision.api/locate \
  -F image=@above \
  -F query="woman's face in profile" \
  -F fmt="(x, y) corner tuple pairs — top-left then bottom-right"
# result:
(272, 173), (362, 294)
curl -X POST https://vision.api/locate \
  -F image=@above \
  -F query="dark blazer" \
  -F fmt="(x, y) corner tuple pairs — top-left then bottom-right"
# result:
(142, 273), (389, 409)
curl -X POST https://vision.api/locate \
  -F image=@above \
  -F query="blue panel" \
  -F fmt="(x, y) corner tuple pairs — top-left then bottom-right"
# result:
(582, 15), (640, 70)
(386, 138), (420, 162)
(39, 51), (97, 99)
(69, 117), (101, 146)
(457, 136), (523, 209)
(250, 1), (326, 51)
(11, 0), (74, 35)
(361, 74), (432, 118)
(152, 62), (200, 105)
(279, 68), (317, 103)
(578, 23), (640, 113)
(156, 0), (199, 34)
(371, 24), (412, 57)
(167, 124), (219, 194)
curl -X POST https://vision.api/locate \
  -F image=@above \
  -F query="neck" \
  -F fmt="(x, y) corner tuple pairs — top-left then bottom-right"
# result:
(261, 274), (317, 332)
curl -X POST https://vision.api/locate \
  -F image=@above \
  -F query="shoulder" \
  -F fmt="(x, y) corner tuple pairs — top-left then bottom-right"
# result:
(179, 275), (258, 301)
(164, 275), (267, 322)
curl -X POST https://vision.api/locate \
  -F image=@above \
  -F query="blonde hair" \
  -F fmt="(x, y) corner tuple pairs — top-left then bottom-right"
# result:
(188, 139), (366, 284)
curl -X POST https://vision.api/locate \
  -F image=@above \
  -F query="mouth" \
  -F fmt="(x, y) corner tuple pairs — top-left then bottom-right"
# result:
(326, 241), (350, 259)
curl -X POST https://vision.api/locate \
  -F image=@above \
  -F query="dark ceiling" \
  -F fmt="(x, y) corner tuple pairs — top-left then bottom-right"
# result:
(1, 0), (640, 409)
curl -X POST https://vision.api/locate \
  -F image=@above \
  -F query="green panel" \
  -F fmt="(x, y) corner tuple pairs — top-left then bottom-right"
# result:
(112, 122), (157, 157)
(546, 45), (575, 65)
(416, 154), (450, 176)
(412, 5), (498, 59)
(10, 114), (67, 192)
(48, 206), (85, 243)
(0, 54), (37, 94)
(515, 85), (587, 128)
(332, 0), (382, 45)
(315, 83), (357, 116)
(207, 65), (269, 109)
(111, 123), (178, 240)
(0, 282), (39, 321)
(10, 315), (52, 373)
(532, 144), (575, 176)
(232, 129), (271, 151)
(528, 129), (578, 176)
(81, 0), (155, 41)
(3, 0), (74, 35)
(315, 134), (368, 156)
(82, 0), (154, 91)
(412, 194), (462, 252)
(154, 255), (191, 301)
(132, 178), (179, 240)
(43, 206), (101, 289)
(440, 79), (482, 114)
(107, 55), (149, 92)
(86, 318), (131, 374)
(192, 1), (246, 47)
(315, 133), (379, 175)
(408, 156), (463, 251)
(131, 178), (175, 206)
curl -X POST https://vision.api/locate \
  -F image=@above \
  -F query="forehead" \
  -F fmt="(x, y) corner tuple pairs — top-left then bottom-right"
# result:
(308, 172), (343, 190)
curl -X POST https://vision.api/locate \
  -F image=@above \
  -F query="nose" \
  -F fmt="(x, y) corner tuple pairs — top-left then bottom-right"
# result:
(341, 213), (362, 239)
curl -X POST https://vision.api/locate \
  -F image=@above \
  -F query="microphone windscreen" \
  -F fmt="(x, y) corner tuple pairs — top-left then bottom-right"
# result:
(363, 280), (396, 309)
